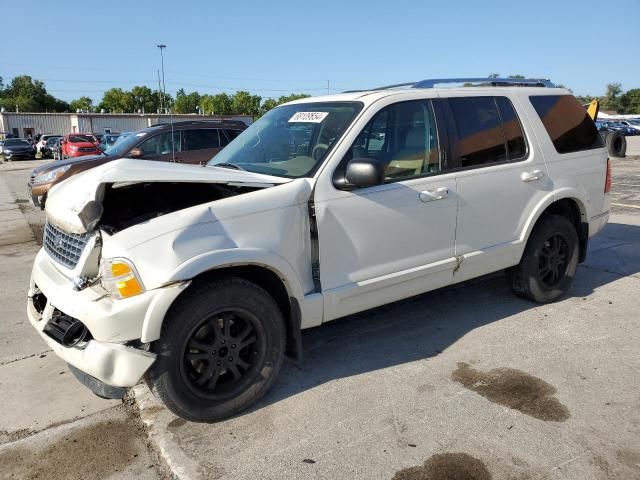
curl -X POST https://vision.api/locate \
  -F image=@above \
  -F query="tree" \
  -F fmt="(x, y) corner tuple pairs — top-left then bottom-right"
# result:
(130, 85), (157, 113)
(200, 93), (232, 115)
(259, 93), (310, 116)
(508, 74), (526, 79)
(0, 75), (69, 112)
(231, 91), (261, 116)
(70, 96), (93, 112)
(173, 88), (201, 114)
(488, 73), (500, 79)
(602, 82), (622, 111)
(619, 88), (640, 114)
(98, 88), (133, 113)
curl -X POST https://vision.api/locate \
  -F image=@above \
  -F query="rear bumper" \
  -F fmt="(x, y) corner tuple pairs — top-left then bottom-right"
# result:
(589, 210), (609, 238)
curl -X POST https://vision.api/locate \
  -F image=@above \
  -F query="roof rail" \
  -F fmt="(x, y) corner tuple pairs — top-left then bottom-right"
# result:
(413, 77), (554, 88)
(150, 119), (247, 127)
(344, 77), (555, 93)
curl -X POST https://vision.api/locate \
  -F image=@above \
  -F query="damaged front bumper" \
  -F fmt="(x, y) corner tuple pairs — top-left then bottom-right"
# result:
(27, 248), (157, 390)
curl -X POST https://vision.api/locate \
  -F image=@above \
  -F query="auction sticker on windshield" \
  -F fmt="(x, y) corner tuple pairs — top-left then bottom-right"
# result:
(289, 112), (329, 123)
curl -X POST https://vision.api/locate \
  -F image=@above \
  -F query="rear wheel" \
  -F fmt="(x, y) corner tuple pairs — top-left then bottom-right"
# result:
(509, 215), (579, 303)
(146, 277), (286, 422)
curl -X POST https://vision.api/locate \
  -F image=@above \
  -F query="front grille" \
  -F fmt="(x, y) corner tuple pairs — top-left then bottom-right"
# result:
(43, 222), (89, 269)
(78, 147), (95, 152)
(29, 172), (36, 185)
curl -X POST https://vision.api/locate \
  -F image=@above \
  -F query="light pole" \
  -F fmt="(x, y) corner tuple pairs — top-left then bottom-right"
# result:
(157, 44), (167, 113)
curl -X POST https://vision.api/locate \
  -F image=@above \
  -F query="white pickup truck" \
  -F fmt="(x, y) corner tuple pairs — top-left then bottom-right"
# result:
(27, 78), (610, 421)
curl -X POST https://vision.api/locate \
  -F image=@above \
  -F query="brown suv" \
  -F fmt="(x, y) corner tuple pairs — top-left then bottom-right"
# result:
(28, 120), (247, 208)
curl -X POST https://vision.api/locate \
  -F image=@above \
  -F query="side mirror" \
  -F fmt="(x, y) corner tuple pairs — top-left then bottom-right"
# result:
(128, 147), (143, 157)
(343, 157), (385, 189)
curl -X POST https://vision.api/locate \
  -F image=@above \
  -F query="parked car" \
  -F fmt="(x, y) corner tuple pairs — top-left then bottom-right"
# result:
(39, 136), (63, 158)
(28, 120), (247, 207)
(26, 79), (610, 422)
(612, 119), (640, 132)
(98, 133), (123, 152)
(602, 121), (639, 136)
(1, 138), (36, 161)
(50, 137), (65, 161)
(59, 133), (100, 159)
(36, 134), (62, 154)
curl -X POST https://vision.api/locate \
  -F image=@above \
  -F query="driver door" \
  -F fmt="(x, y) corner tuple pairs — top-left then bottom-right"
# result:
(314, 99), (458, 322)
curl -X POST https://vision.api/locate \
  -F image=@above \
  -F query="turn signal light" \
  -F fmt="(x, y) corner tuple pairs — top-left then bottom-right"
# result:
(100, 258), (145, 299)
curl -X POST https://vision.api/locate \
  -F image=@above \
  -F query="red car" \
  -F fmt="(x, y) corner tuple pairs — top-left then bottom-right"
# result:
(60, 133), (100, 159)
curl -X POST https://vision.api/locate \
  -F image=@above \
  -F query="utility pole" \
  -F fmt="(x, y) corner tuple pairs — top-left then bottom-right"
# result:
(157, 44), (167, 113)
(157, 69), (164, 113)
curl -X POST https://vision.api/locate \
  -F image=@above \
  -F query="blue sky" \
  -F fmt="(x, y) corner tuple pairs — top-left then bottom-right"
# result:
(2, 0), (638, 102)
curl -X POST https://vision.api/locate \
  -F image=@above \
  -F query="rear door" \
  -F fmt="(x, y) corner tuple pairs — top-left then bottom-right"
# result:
(444, 94), (551, 281)
(182, 128), (224, 164)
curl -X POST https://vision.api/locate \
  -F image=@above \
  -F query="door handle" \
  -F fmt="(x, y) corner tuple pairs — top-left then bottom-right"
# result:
(521, 170), (544, 182)
(419, 187), (449, 202)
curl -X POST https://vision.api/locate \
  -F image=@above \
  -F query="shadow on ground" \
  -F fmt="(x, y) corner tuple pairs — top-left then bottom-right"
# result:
(248, 221), (640, 414)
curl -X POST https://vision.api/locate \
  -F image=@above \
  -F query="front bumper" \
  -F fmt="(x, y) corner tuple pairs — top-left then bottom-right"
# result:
(27, 248), (157, 388)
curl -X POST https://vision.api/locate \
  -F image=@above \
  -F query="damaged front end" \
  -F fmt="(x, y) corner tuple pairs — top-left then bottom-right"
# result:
(28, 159), (292, 395)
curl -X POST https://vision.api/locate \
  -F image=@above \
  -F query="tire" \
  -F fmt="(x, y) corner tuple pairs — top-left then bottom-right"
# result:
(509, 215), (579, 303)
(606, 131), (626, 158)
(146, 277), (286, 422)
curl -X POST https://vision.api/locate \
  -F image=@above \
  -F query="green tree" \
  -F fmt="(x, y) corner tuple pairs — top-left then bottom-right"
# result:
(508, 74), (526, 79)
(619, 88), (640, 114)
(231, 91), (261, 116)
(173, 88), (201, 114)
(200, 93), (233, 115)
(488, 73), (500, 78)
(130, 85), (157, 113)
(98, 88), (134, 113)
(602, 82), (622, 111)
(69, 96), (93, 112)
(259, 93), (310, 116)
(0, 75), (68, 112)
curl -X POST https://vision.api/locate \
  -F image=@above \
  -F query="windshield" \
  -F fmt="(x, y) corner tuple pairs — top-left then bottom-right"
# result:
(4, 139), (30, 146)
(629, 119), (640, 125)
(69, 135), (95, 143)
(207, 102), (362, 178)
(104, 132), (140, 157)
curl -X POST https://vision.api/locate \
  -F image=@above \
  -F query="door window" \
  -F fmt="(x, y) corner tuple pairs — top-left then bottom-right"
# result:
(348, 100), (441, 182)
(139, 131), (182, 155)
(449, 97), (507, 167)
(495, 97), (527, 159)
(183, 129), (221, 151)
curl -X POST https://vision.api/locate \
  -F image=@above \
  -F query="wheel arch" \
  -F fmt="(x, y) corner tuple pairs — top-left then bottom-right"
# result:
(141, 250), (305, 360)
(520, 191), (589, 263)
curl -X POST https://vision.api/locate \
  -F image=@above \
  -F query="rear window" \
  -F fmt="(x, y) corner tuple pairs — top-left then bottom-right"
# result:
(529, 95), (603, 154)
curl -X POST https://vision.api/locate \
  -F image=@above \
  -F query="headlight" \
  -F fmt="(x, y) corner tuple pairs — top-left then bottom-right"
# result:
(99, 258), (145, 299)
(32, 165), (71, 185)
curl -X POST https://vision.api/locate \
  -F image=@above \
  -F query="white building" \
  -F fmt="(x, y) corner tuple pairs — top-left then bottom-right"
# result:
(0, 112), (253, 139)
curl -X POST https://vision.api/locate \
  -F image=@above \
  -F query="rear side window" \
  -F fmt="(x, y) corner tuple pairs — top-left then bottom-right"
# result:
(529, 95), (603, 154)
(449, 97), (507, 167)
(183, 129), (221, 151)
(496, 97), (526, 159)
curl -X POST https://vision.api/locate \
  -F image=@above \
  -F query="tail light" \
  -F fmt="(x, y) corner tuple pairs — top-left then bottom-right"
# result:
(604, 158), (612, 193)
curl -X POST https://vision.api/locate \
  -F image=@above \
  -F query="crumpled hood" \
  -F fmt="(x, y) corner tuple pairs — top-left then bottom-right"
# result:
(45, 158), (290, 234)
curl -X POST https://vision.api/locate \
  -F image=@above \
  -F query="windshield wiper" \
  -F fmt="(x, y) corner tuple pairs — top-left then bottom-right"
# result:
(211, 163), (246, 171)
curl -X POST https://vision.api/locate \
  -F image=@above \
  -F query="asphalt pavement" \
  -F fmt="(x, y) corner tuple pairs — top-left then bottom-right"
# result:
(0, 140), (639, 480)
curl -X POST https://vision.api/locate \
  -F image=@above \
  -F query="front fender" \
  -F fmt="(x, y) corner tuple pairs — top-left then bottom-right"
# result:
(140, 248), (307, 343)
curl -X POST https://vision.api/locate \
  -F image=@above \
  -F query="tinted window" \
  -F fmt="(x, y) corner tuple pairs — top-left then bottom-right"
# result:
(184, 129), (220, 151)
(449, 97), (506, 167)
(139, 131), (182, 155)
(529, 95), (603, 154)
(348, 99), (440, 182)
(225, 129), (242, 141)
(496, 97), (526, 159)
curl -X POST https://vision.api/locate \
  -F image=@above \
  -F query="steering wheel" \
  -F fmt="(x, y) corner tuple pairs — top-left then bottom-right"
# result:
(312, 143), (329, 161)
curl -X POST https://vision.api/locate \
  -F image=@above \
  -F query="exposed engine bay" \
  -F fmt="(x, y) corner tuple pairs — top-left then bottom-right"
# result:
(98, 182), (262, 234)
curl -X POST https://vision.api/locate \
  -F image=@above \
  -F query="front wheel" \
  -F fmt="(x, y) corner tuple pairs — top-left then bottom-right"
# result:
(509, 215), (579, 303)
(146, 277), (286, 422)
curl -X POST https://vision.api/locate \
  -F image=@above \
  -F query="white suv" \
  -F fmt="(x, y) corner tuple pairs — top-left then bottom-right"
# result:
(27, 78), (611, 421)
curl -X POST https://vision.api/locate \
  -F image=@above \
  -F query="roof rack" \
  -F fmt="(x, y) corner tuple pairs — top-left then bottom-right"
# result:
(151, 119), (247, 127)
(344, 77), (554, 93)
